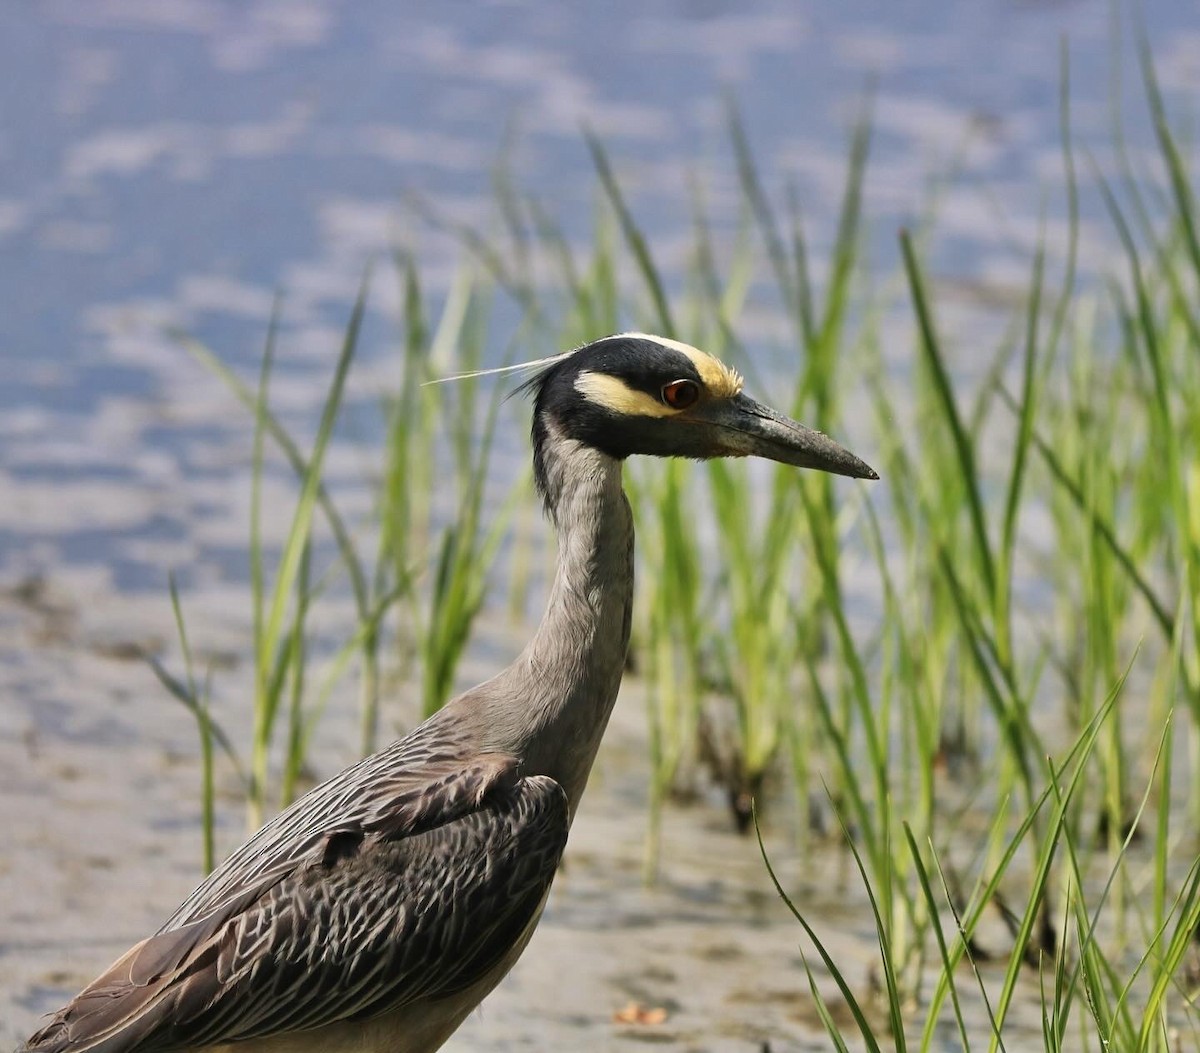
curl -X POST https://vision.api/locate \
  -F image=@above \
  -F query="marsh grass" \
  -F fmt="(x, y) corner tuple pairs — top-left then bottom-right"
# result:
(380, 262), (518, 719)
(758, 671), (1200, 1050)
(163, 266), (520, 828)
(148, 574), (236, 874)
(154, 34), (1200, 1050)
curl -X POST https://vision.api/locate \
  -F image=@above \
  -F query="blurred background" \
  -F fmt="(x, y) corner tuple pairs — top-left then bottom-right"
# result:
(3, 2), (1199, 1050)
(0, 1), (1193, 593)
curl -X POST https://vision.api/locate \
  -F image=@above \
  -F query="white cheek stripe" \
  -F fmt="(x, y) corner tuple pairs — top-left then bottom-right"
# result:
(571, 374), (676, 417)
(574, 371), (677, 418)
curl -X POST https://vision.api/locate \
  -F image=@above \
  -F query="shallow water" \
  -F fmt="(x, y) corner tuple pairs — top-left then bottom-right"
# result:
(3, 0), (1197, 593)
(2, 2), (1197, 1048)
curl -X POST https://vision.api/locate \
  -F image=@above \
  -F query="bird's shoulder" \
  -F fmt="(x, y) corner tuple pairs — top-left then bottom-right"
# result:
(22, 766), (569, 1053)
(163, 714), (520, 931)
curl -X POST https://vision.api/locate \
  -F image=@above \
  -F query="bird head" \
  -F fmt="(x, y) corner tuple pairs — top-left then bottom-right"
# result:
(522, 332), (878, 482)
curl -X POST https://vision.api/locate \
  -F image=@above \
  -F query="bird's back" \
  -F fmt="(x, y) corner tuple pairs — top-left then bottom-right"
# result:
(21, 710), (569, 1053)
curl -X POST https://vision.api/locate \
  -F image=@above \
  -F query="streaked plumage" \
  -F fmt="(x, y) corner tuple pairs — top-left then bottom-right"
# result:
(22, 333), (876, 1053)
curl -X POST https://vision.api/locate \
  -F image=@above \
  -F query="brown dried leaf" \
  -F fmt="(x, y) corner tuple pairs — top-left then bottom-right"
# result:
(612, 1001), (669, 1026)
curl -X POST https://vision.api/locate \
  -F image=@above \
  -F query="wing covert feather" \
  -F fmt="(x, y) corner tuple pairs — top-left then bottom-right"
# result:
(164, 734), (518, 930)
(23, 749), (568, 1053)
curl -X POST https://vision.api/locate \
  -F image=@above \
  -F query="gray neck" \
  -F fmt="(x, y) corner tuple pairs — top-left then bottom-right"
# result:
(471, 424), (634, 818)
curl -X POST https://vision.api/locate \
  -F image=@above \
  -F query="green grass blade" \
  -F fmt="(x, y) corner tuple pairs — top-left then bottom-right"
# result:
(829, 801), (908, 1051)
(585, 129), (676, 337)
(997, 384), (1174, 639)
(174, 332), (370, 621)
(165, 573), (216, 873)
(1137, 28), (1200, 284)
(754, 807), (883, 1053)
(987, 660), (1133, 1048)
(903, 824), (972, 1052)
(900, 229), (996, 599)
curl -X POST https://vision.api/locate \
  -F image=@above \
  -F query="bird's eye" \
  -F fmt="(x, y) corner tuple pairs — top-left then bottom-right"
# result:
(661, 379), (700, 409)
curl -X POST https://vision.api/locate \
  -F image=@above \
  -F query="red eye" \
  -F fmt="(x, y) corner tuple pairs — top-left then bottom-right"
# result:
(661, 379), (700, 409)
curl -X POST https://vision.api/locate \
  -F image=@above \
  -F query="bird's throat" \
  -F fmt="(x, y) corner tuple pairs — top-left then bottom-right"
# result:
(497, 431), (634, 818)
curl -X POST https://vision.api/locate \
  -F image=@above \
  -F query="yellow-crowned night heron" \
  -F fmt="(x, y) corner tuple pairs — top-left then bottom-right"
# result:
(22, 333), (877, 1053)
